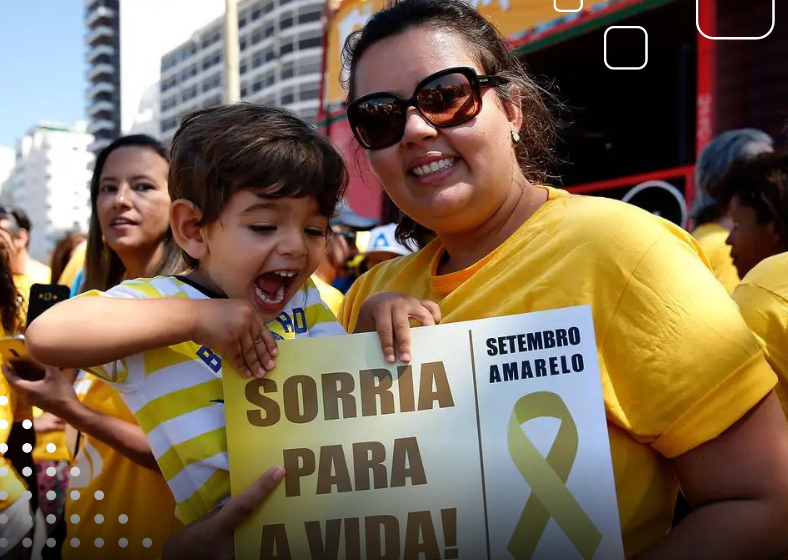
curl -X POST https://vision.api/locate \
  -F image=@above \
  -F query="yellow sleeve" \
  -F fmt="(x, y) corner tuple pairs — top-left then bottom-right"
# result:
(303, 279), (346, 337)
(733, 282), (788, 413)
(57, 241), (86, 287)
(0, 375), (16, 447)
(602, 237), (776, 459)
(311, 275), (344, 317)
(339, 272), (370, 333)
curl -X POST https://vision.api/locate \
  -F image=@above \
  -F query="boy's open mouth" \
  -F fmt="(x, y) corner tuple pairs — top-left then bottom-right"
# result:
(254, 270), (298, 310)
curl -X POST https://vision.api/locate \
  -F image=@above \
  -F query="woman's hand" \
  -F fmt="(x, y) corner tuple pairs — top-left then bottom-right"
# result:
(34, 412), (65, 433)
(193, 299), (279, 378)
(163, 466), (285, 560)
(1, 362), (79, 415)
(354, 292), (441, 363)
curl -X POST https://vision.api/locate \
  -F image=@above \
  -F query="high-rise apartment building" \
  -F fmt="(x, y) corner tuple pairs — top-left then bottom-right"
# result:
(159, 0), (324, 143)
(85, 0), (121, 154)
(2, 123), (94, 261)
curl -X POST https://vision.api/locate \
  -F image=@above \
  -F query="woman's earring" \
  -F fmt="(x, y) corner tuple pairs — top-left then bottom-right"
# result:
(511, 130), (521, 144)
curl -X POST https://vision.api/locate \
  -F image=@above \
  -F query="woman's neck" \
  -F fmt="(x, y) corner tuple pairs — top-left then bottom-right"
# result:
(118, 242), (168, 280)
(437, 181), (548, 275)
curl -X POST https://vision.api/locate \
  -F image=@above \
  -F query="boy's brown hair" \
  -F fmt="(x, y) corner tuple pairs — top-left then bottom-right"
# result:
(169, 103), (348, 267)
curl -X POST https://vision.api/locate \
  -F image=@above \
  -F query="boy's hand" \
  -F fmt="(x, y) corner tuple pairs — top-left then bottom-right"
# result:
(354, 292), (441, 364)
(193, 300), (278, 378)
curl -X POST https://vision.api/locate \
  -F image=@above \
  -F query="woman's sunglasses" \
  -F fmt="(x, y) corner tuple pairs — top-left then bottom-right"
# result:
(347, 67), (509, 150)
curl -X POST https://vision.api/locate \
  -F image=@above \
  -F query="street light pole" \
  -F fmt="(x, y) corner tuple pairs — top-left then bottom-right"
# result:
(224, 0), (241, 103)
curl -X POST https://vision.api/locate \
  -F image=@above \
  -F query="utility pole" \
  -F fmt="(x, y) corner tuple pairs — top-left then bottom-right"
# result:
(224, 0), (241, 103)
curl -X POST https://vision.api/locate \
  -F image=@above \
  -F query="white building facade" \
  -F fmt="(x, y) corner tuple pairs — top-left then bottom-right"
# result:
(86, 0), (226, 152)
(0, 146), (15, 202)
(3, 124), (94, 261)
(159, 0), (325, 143)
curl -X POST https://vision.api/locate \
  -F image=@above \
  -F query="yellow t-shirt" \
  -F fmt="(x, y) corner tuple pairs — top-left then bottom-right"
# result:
(0, 360), (29, 514)
(26, 258), (52, 285)
(732, 251), (788, 414)
(312, 274), (345, 316)
(692, 222), (740, 294)
(31, 407), (70, 463)
(11, 260), (71, 462)
(340, 187), (776, 559)
(64, 372), (182, 560)
(58, 240), (86, 289)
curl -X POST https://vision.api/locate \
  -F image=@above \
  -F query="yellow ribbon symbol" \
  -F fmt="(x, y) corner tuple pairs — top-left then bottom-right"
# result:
(507, 392), (602, 560)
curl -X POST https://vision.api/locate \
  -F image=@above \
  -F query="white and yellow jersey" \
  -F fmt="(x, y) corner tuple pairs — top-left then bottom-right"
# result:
(81, 275), (345, 524)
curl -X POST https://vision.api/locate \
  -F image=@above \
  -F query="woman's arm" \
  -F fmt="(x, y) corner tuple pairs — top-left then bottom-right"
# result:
(635, 392), (788, 560)
(163, 466), (285, 560)
(1, 364), (159, 471)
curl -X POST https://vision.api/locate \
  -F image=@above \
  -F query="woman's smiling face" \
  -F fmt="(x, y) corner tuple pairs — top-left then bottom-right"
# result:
(353, 26), (523, 238)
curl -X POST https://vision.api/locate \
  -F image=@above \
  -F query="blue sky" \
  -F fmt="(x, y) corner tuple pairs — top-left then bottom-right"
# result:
(0, 0), (85, 147)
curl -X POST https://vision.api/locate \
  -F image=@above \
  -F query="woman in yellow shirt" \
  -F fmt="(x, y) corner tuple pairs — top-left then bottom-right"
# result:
(337, 1), (788, 558)
(3, 135), (184, 559)
(710, 151), (788, 414)
(0, 225), (34, 557)
(690, 129), (773, 293)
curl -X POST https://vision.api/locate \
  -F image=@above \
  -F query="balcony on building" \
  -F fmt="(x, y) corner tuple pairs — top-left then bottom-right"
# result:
(88, 119), (116, 135)
(88, 99), (116, 118)
(87, 43), (115, 64)
(86, 5), (115, 27)
(88, 81), (115, 99)
(88, 62), (116, 82)
(88, 137), (112, 153)
(87, 25), (115, 47)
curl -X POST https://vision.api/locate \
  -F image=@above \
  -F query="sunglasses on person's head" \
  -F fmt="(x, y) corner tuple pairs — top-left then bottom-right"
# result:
(347, 67), (509, 150)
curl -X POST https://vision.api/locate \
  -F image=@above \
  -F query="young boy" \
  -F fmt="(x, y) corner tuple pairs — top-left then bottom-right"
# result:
(25, 104), (349, 525)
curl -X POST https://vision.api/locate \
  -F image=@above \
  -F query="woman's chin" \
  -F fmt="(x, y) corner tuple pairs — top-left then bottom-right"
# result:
(410, 188), (476, 221)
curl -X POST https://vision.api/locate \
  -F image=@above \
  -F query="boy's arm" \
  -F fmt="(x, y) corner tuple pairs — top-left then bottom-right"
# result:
(26, 297), (200, 368)
(26, 296), (280, 377)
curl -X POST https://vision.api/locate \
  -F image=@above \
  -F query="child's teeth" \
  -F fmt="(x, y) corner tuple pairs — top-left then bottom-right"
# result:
(255, 285), (285, 305)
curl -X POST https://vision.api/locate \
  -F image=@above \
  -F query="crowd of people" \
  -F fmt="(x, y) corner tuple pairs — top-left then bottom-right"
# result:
(1, 0), (788, 558)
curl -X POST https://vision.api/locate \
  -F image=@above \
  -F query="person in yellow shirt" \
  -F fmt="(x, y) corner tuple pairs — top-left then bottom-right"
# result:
(49, 233), (86, 288)
(733, 253), (788, 413)
(56, 240), (86, 294)
(4, 134), (185, 559)
(158, 5), (788, 558)
(709, 151), (788, 414)
(336, 2), (788, 558)
(0, 207), (52, 314)
(0, 226), (34, 558)
(690, 129), (774, 293)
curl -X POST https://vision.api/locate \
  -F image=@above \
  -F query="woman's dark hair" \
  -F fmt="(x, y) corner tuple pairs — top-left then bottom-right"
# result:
(342, 0), (559, 248)
(715, 150), (788, 238)
(0, 237), (21, 334)
(169, 103), (348, 268)
(82, 135), (185, 292)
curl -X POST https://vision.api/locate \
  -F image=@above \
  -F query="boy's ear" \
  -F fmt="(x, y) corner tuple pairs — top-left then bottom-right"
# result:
(170, 199), (208, 261)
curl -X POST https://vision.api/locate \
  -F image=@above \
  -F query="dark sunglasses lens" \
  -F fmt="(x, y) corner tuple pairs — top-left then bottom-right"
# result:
(416, 72), (479, 126)
(352, 96), (405, 149)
